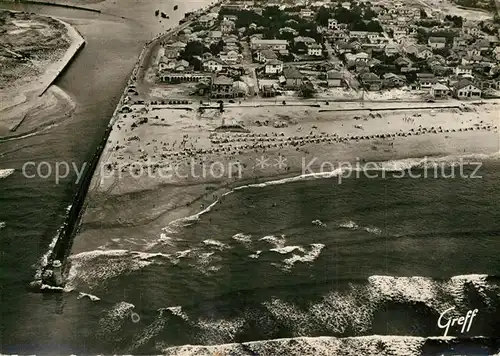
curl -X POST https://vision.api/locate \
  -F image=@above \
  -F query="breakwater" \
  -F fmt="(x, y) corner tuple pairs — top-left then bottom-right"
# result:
(35, 0), (224, 290)
(39, 17), (86, 96)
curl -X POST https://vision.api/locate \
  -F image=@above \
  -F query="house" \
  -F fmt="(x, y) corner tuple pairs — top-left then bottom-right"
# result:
(265, 59), (283, 75)
(428, 37), (447, 49)
(455, 65), (473, 77)
(361, 72), (382, 91)
(452, 36), (468, 50)
(384, 43), (400, 56)
(307, 43), (323, 57)
(164, 48), (180, 59)
(280, 27), (299, 36)
(416, 46), (433, 59)
(199, 14), (215, 27)
(494, 46), (500, 61)
(210, 75), (234, 98)
(341, 1), (351, 9)
(328, 18), (338, 30)
(221, 20), (235, 34)
(261, 85), (277, 97)
(158, 58), (174, 72)
(382, 73), (406, 88)
(300, 8), (313, 18)
(222, 14), (237, 22)
(466, 47), (481, 57)
(294, 36), (317, 46)
(283, 66), (304, 89)
(350, 31), (368, 39)
(251, 38), (288, 51)
(203, 57), (225, 72)
(395, 56), (413, 68)
(392, 27), (407, 42)
(210, 31), (223, 40)
(430, 83), (449, 98)
(462, 23), (480, 37)
(473, 39), (490, 53)
(335, 41), (353, 54)
(257, 49), (278, 63)
(219, 50), (240, 64)
(453, 79), (481, 99)
(416, 73), (438, 90)
(326, 69), (343, 87)
(402, 43), (419, 55)
(346, 52), (370, 63)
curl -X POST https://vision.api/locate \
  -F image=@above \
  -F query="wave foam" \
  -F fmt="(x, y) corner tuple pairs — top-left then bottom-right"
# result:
(283, 243), (325, 268)
(231, 232), (252, 244)
(259, 234), (286, 249)
(203, 239), (230, 250)
(163, 152), (500, 230)
(270, 246), (305, 254)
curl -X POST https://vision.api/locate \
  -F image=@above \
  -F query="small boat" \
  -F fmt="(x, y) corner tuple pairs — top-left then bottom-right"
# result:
(161, 12), (167, 18)
(173, 5), (178, 10)
(155, 9), (159, 16)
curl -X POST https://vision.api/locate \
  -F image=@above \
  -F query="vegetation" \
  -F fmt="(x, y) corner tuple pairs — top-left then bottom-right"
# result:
(444, 15), (464, 27)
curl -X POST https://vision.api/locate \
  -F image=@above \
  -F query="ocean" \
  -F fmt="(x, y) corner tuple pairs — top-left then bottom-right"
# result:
(39, 159), (500, 354)
(1, 1), (500, 355)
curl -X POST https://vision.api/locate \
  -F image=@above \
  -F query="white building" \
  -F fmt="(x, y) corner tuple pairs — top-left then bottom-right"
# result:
(219, 50), (240, 64)
(455, 65), (473, 77)
(250, 38), (288, 51)
(203, 57), (225, 72)
(265, 59), (284, 74)
(454, 79), (481, 99)
(328, 18), (338, 30)
(307, 43), (322, 56)
(221, 20), (235, 34)
(428, 37), (446, 49)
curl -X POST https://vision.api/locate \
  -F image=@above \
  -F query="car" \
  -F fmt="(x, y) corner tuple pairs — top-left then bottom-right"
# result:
(217, 100), (224, 104)
(426, 98), (435, 103)
(229, 99), (235, 103)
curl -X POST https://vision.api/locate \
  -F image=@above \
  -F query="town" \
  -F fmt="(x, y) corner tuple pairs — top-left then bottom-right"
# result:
(147, 0), (500, 102)
(103, 0), (499, 195)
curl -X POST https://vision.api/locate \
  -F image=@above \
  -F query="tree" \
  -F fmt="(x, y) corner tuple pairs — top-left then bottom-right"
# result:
(210, 39), (225, 56)
(300, 82), (315, 98)
(315, 6), (331, 26)
(180, 41), (210, 64)
(363, 7), (377, 20)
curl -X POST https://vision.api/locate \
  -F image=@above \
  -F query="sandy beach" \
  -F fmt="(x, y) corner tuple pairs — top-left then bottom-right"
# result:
(72, 99), (500, 253)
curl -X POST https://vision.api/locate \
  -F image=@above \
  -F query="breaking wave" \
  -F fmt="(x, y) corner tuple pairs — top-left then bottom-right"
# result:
(164, 153), (500, 230)
(0, 168), (15, 179)
(90, 274), (500, 353)
(158, 335), (497, 356)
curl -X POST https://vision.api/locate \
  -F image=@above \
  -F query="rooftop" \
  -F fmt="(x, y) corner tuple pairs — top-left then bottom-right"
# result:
(283, 66), (303, 79)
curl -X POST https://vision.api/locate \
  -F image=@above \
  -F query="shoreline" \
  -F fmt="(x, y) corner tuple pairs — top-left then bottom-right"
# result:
(35, 0), (224, 288)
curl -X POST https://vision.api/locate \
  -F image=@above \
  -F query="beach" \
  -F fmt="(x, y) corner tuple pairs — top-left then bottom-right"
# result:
(71, 99), (500, 254)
